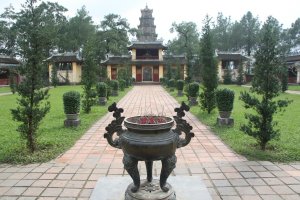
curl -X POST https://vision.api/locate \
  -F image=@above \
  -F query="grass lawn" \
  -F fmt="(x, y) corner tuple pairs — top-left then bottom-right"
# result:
(288, 85), (300, 91)
(168, 85), (300, 162)
(0, 85), (131, 164)
(0, 86), (11, 93)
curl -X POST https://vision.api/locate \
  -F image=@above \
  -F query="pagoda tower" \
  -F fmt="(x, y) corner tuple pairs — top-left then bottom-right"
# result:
(137, 5), (158, 42)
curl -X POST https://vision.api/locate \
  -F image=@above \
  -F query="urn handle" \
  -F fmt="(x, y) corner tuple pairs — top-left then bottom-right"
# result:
(104, 102), (125, 149)
(173, 102), (194, 148)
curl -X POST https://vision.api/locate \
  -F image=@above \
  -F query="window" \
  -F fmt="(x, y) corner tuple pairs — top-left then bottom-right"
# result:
(55, 62), (72, 71)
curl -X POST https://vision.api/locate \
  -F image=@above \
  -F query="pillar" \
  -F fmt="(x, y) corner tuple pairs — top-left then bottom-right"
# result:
(132, 65), (136, 79)
(107, 65), (112, 80)
(297, 67), (300, 84)
(72, 62), (77, 83)
(132, 49), (136, 60)
(183, 64), (187, 79)
(159, 65), (164, 79)
(159, 49), (163, 61)
(48, 64), (53, 83)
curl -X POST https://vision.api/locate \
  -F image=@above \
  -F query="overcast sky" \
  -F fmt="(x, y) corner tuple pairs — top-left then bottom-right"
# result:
(1, 0), (299, 42)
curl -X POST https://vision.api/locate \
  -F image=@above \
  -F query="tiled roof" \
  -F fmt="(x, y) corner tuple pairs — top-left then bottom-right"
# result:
(217, 52), (248, 61)
(45, 52), (82, 63)
(101, 56), (131, 65)
(0, 55), (20, 64)
(128, 41), (167, 50)
(286, 54), (300, 63)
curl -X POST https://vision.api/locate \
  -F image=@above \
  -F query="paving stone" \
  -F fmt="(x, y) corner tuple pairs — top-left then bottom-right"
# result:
(5, 187), (27, 196)
(280, 194), (300, 200)
(241, 195), (262, 200)
(263, 178), (283, 185)
(271, 185), (296, 195)
(235, 186), (256, 195)
(217, 186), (237, 196)
(229, 179), (249, 186)
(289, 184), (300, 193)
(41, 188), (63, 197)
(22, 187), (45, 196)
(260, 194), (283, 200)
(59, 188), (81, 197)
(254, 186), (276, 195)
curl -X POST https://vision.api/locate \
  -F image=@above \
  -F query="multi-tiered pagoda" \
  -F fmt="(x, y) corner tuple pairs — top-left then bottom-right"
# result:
(102, 5), (186, 82)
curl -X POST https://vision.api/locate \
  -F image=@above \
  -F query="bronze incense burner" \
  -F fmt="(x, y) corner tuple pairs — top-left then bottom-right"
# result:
(104, 102), (194, 199)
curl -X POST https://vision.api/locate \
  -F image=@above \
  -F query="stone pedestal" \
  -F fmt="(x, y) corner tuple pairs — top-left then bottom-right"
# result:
(177, 90), (183, 97)
(64, 119), (80, 127)
(125, 180), (175, 200)
(189, 97), (198, 106)
(90, 176), (212, 200)
(217, 117), (234, 126)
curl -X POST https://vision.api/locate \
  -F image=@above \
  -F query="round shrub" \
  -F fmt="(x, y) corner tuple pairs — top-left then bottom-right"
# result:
(63, 91), (80, 114)
(188, 82), (200, 97)
(176, 79), (184, 90)
(96, 82), (107, 97)
(110, 80), (119, 91)
(216, 88), (235, 111)
(119, 79), (126, 91)
(168, 79), (175, 88)
(160, 77), (166, 85)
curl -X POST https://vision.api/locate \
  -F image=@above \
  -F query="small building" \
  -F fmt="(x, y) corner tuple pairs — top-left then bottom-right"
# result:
(0, 55), (21, 86)
(216, 51), (249, 83)
(286, 53), (300, 84)
(102, 6), (187, 82)
(46, 52), (83, 84)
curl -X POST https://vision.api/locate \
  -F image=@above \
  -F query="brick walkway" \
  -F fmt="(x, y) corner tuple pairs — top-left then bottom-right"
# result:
(0, 85), (299, 200)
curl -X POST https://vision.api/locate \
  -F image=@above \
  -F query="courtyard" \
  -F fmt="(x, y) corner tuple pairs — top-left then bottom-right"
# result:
(0, 85), (299, 199)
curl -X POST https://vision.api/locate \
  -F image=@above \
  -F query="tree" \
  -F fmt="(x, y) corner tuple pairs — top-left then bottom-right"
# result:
(11, 0), (50, 153)
(236, 63), (244, 85)
(239, 16), (291, 150)
(240, 11), (260, 56)
(199, 16), (218, 114)
(212, 12), (232, 51)
(99, 13), (135, 55)
(51, 63), (59, 87)
(59, 6), (94, 52)
(169, 21), (200, 80)
(81, 35), (98, 113)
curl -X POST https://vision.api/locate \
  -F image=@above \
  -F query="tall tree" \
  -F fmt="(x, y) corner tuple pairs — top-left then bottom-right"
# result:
(240, 11), (260, 56)
(239, 16), (291, 150)
(212, 12), (232, 51)
(59, 6), (94, 52)
(99, 13), (134, 55)
(11, 0), (50, 153)
(81, 34), (98, 113)
(199, 16), (218, 114)
(228, 21), (243, 51)
(169, 21), (200, 81)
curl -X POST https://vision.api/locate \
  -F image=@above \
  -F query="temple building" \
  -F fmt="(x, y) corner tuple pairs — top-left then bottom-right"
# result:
(102, 5), (187, 82)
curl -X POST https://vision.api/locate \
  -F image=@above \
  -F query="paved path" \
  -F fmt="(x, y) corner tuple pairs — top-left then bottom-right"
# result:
(0, 85), (299, 200)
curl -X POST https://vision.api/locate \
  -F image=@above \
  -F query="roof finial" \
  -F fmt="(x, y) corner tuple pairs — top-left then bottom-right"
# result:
(146, 3), (148, 9)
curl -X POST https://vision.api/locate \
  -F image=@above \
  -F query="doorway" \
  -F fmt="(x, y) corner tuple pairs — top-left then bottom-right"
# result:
(143, 66), (153, 81)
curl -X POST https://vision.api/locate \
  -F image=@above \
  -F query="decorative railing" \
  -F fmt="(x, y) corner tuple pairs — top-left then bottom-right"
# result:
(136, 56), (159, 60)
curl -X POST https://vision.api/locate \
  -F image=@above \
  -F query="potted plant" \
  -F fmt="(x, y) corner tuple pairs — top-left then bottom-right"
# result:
(216, 88), (235, 118)
(110, 80), (119, 96)
(96, 82), (107, 105)
(168, 79), (175, 91)
(188, 82), (199, 106)
(63, 91), (81, 126)
(176, 79), (184, 96)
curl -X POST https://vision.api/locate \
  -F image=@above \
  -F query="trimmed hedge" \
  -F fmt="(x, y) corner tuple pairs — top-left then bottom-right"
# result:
(216, 88), (235, 111)
(63, 91), (81, 114)
(96, 82), (107, 97)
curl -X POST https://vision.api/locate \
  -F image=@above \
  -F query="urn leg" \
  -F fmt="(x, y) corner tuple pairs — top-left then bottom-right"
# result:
(145, 161), (153, 182)
(123, 154), (140, 193)
(160, 155), (177, 192)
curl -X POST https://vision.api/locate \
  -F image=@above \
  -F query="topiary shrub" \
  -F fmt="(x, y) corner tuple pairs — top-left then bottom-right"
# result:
(176, 79), (184, 91)
(119, 79), (126, 91)
(188, 82), (200, 97)
(168, 79), (175, 89)
(110, 80), (119, 96)
(96, 82), (107, 97)
(63, 91), (80, 114)
(160, 77), (166, 85)
(216, 88), (235, 111)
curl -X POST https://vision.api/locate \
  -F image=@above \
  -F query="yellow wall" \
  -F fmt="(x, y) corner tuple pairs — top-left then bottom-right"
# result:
(48, 62), (82, 84)
(132, 65), (136, 79)
(74, 62), (81, 83)
(159, 49), (163, 61)
(107, 65), (112, 79)
(132, 49), (136, 60)
(159, 65), (164, 79)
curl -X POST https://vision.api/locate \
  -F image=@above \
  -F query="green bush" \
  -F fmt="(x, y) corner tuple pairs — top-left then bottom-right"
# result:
(216, 88), (235, 111)
(168, 79), (175, 88)
(96, 82), (107, 97)
(188, 82), (199, 97)
(63, 91), (80, 114)
(160, 77), (166, 85)
(176, 79), (184, 90)
(110, 80), (119, 91)
(119, 79), (126, 91)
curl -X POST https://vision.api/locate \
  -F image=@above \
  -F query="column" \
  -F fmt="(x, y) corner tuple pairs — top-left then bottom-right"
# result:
(159, 65), (164, 79)
(48, 64), (53, 83)
(132, 65), (136, 79)
(107, 65), (112, 80)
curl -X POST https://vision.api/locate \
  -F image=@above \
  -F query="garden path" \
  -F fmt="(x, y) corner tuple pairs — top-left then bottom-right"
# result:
(0, 85), (299, 199)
